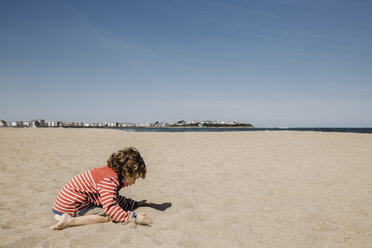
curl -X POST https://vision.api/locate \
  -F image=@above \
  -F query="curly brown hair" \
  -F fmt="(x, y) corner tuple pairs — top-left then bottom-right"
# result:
(107, 147), (146, 179)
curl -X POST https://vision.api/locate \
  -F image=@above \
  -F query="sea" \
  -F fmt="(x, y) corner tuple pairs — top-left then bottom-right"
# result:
(118, 127), (372, 134)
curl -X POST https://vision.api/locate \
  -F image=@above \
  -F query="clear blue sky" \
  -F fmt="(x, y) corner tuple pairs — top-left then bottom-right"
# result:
(1, 0), (371, 127)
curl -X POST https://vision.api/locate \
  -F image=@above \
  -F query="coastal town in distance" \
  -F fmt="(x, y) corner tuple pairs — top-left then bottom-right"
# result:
(0, 119), (253, 128)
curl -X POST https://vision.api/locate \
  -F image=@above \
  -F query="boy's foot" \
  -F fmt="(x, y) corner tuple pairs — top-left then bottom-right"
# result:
(54, 214), (62, 221)
(50, 213), (72, 230)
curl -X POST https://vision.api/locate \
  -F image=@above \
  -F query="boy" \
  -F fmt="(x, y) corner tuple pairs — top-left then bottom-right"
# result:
(50, 147), (152, 230)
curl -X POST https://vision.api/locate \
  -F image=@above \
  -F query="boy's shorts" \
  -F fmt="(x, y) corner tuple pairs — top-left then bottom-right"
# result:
(76, 206), (106, 217)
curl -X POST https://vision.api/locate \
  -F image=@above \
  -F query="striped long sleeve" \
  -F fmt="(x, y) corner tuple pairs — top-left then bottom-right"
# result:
(97, 176), (135, 222)
(52, 165), (137, 223)
(53, 170), (98, 216)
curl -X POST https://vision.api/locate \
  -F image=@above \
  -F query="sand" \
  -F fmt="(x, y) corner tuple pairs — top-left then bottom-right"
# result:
(0, 128), (371, 248)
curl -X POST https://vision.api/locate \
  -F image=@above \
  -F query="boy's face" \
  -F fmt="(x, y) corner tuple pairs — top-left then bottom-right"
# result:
(125, 176), (136, 186)
(123, 172), (139, 186)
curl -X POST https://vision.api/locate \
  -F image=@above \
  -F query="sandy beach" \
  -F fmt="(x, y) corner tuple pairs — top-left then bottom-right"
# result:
(0, 128), (371, 248)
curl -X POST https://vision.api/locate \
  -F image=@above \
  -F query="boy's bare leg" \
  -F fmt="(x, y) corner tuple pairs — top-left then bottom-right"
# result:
(50, 213), (110, 230)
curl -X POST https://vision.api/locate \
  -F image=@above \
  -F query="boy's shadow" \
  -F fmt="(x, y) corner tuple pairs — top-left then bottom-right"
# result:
(150, 202), (172, 211)
(135, 202), (172, 211)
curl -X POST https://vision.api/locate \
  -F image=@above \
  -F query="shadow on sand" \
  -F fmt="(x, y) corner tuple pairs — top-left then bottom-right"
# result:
(135, 202), (172, 211)
(149, 202), (172, 211)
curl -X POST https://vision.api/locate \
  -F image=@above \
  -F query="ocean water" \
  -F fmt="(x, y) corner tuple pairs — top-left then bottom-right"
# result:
(118, 127), (372, 134)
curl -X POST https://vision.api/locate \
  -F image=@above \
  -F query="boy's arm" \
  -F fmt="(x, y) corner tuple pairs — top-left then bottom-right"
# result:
(117, 195), (138, 211)
(97, 177), (135, 222)
(116, 195), (153, 211)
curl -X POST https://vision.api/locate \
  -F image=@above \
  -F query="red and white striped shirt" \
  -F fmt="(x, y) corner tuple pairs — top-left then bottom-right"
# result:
(52, 165), (136, 222)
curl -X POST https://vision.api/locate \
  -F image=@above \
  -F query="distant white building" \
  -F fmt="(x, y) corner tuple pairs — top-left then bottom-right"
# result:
(10, 121), (20, 127)
(32, 120), (46, 127)
(22, 121), (31, 127)
(138, 123), (151, 127)
(46, 121), (57, 127)
(117, 122), (136, 128)
(103, 122), (117, 128)
(0, 120), (8, 127)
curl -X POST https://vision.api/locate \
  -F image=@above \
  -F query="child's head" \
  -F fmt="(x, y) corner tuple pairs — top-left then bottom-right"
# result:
(107, 147), (146, 183)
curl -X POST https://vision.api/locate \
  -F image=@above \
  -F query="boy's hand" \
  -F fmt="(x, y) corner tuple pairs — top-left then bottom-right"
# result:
(138, 200), (152, 207)
(135, 213), (153, 226)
